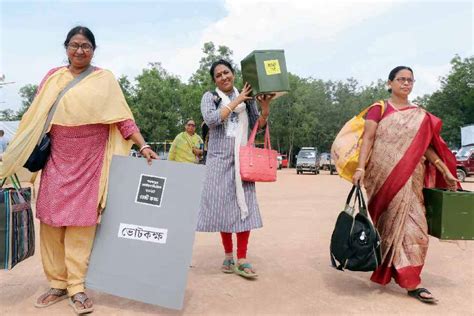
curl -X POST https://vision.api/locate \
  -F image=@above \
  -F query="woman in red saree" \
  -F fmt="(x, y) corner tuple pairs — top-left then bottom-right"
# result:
(352, 66), (458, 304)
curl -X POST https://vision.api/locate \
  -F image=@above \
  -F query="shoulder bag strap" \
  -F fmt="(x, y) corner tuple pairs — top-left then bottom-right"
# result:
(38, 65), (95, 144)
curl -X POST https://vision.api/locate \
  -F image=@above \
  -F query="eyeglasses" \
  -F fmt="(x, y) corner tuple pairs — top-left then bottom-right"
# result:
(67, 43), (93, 52)
(394, 77), (415, 84)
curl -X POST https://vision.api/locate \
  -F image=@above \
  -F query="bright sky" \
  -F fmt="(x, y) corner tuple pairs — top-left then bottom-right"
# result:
(0, 0), (472, 111)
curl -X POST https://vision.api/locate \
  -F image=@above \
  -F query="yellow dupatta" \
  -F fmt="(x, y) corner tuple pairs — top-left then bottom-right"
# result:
(0, 67), (135, 209)
(168, 132), (203, 163)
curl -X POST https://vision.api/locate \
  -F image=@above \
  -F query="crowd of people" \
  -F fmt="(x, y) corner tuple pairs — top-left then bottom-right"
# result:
(0, 26), (459, 314)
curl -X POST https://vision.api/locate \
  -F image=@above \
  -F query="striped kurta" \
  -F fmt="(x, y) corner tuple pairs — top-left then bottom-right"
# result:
(196, 90), (263, 233)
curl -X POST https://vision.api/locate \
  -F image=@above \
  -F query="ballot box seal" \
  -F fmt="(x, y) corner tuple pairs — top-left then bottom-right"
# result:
(135, 174), (166, 207)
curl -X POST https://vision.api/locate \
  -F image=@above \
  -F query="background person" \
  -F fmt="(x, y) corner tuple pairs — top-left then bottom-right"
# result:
(168, 119), (203, 163)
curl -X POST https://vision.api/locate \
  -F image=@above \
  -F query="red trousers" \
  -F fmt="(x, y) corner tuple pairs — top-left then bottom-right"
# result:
(220, 231), (250, 259)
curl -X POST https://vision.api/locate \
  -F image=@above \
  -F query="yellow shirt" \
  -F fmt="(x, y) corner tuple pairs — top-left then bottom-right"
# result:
(168, 132), (203, 163)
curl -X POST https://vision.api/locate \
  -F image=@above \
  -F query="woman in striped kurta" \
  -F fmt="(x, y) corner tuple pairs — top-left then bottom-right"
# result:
(197, 59), (274, 278)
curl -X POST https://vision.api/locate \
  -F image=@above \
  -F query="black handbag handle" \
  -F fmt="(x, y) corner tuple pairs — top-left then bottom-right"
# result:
(355, 186), (369, 217)
(345, 185), (357, 206)
(346, 185), (368, 217)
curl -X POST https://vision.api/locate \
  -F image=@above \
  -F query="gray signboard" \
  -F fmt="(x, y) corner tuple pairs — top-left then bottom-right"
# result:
(86, 156), (205, 310)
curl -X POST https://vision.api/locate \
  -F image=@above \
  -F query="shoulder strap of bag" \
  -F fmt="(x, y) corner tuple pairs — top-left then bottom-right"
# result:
(210, 91), (221, 108)
(38, 65), (95, 142)
(379, 99), (386, 116)
(356, 100), (386, 120)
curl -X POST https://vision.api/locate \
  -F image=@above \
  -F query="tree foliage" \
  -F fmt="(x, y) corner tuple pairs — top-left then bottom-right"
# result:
(425, 55), (474, 147)
(17, 84), (38, 118)
(9, 44), (471, 154)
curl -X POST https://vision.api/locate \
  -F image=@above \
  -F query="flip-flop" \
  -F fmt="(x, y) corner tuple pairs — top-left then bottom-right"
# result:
(407, 288), (438, 304)
(221, 258), (235, 274)
(69, 292), (94, 315)
(234, 262), (258, 279)
(34, 288), (68, 308)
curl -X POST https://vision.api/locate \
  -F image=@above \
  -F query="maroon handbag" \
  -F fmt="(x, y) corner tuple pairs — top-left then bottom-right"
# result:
(240, 121), (278, 182)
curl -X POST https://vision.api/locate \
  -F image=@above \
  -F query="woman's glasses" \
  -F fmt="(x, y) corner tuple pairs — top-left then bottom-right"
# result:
(67, 43), (93, 53)
(394, 77), (415, 84)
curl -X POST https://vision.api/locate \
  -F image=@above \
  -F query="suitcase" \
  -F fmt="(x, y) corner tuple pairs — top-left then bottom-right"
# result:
(423, 188), (474, 240)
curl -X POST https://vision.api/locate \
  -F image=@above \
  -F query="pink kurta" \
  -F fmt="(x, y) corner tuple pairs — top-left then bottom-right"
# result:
(36, 120), (138, 227)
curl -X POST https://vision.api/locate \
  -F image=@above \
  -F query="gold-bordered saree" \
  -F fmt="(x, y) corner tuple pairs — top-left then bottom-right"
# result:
(364, 105), (456, 289)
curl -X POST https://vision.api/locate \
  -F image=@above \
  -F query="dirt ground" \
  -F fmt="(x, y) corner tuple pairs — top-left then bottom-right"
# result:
(1, 169), (473, 315)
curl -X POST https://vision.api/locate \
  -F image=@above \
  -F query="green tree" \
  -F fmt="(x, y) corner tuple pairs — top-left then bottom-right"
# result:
(17, 84), (38, 118)
(0, 109), (16, 121)
(129, 62), (186, 142)
(426, 55), (474, 147)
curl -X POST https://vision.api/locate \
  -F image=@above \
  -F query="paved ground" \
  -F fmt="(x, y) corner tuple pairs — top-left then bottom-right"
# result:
(1, 169), (473, 315)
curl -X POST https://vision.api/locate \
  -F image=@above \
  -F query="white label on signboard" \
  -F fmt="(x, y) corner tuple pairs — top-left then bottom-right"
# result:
(118, 223), (168, 244)
(135, 174), (167, 207)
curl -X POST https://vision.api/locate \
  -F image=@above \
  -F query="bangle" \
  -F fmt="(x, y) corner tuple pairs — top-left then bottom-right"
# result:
(434, 159), (441, 165)
(260, 115), (268, 122)
(224, 105), (233, 112)
(356, 168), (365, 173)
(139, 144), (151, 153)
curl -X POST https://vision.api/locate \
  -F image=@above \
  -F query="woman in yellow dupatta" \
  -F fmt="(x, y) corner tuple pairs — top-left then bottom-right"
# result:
(168, 119), (203, 163)
(0, 26), (157, 314)
(353, 66), (458, 304)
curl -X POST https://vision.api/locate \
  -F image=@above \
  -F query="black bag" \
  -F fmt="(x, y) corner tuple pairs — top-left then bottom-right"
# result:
(330, 185), (382, 271)
(23, 135), (51, 172)
(23, 66), (94, 172)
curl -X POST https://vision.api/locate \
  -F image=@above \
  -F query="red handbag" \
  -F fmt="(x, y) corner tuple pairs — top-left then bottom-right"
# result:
(240, 121), (278, 182)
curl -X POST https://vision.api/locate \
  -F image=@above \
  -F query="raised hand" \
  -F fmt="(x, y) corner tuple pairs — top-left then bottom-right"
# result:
(237, 82), (254, 104)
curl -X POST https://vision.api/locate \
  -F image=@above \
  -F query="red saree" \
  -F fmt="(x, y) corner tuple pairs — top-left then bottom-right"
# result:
(364, 106), (456, 289)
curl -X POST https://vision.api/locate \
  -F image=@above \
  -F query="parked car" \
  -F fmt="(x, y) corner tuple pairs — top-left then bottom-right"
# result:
(319, 152), (337, 174)
(296, 147), (320, 175)
(276, 154), (289, 169)
(130, 149), (141, 158)
(456, 144), (474, 182)
(281, 154), (288, 168)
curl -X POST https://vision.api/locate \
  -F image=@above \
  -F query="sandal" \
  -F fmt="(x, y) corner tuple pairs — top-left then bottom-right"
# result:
(69, 292), (94, 314)
(34, 288), (68, 308)
(234, 262), (258, 279)
(221, 258), (235, 274)
(407, 288), (438, 304)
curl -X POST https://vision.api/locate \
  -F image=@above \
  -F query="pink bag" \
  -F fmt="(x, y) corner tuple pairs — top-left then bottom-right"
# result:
(240, 121), (278, 182)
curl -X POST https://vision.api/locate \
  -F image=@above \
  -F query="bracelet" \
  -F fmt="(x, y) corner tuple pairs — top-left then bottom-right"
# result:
(355, 168), (365, 173)
(224, 105), (233, 112)
(260, 115), (269, 122)
(434, 158), (441, 165)
(139, 144), (151, 153)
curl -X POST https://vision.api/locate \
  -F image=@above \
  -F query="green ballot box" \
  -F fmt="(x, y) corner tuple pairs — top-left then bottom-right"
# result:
(241, 50), (290, 99)
(423, 188), (474, 240)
